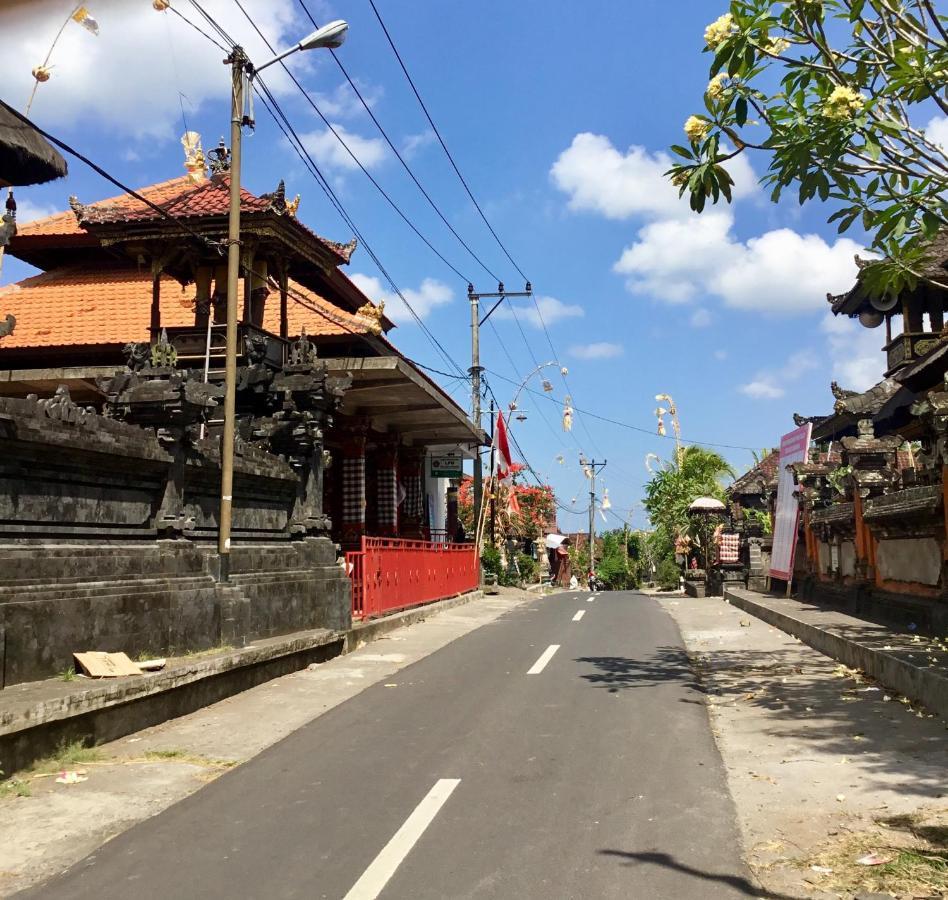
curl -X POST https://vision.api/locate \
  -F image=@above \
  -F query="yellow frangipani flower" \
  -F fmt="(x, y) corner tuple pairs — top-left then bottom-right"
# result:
(684, 115), (711, 143)
(823, 85), (865, 120)
(704, 12), (735, 49)
(706, 73), (728, 99)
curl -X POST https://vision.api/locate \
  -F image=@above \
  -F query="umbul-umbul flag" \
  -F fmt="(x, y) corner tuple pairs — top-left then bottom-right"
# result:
(495, 410), (514, 482)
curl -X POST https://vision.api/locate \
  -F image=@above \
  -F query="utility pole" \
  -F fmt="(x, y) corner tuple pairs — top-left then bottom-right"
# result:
(217, 46), (249, 582)
(581, 457), (607, 573)
(467, 281), (531, 541)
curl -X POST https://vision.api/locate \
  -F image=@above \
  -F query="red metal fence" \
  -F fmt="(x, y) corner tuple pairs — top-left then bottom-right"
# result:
(346, 537), (480, 620)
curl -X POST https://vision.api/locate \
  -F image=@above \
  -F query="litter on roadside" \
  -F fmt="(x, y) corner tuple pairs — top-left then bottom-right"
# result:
(855, 852), (892, 866)
(73, 652), (143, 678)
(55, 771), (88, 785)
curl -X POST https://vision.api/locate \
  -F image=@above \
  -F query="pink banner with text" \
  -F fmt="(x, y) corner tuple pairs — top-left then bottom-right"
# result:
(769, 423), (812, 581)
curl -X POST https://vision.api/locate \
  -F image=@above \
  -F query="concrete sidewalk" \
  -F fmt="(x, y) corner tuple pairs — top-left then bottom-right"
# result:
(658, 592), (948, 900)
(725, 587), (948, 720)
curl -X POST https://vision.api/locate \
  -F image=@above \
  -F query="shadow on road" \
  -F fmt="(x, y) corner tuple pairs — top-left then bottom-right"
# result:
(576, 648), (704, 694)
(599, 849), (801, 899)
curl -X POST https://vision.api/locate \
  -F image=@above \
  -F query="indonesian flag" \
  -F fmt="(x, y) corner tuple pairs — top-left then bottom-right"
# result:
(495, 410), (514, 482)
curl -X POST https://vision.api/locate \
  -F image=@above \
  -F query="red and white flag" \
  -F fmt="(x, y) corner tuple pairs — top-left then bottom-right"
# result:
(495, 410), (515, 482)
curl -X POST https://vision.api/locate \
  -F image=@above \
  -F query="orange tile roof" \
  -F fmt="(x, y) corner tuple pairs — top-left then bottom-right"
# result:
(13, 174), (356, 263)
(0, 266), (373, 350)
(15, 176), (196, 238)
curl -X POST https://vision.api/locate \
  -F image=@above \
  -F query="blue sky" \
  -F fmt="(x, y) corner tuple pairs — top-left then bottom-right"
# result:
(6, 0), (940, 532)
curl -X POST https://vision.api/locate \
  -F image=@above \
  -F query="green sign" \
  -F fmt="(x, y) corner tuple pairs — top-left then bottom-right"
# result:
(429, 453), (463, 478)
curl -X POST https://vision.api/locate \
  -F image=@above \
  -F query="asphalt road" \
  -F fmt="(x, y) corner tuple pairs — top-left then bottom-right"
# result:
(23, 590), (762, 900)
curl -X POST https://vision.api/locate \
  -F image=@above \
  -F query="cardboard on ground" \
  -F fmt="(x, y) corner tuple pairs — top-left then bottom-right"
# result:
(73, 651), (144, 678)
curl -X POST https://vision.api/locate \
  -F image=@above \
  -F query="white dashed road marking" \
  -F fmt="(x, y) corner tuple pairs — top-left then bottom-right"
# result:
(527, 644), (560, 675)
(343, 779), (461, 900)
(572, 610), (585, 622)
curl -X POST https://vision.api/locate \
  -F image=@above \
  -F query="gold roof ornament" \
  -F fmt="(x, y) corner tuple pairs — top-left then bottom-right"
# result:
(356, 299), (384, 335)
(286, 194), (301, 217)
(181, 131), (206, 183)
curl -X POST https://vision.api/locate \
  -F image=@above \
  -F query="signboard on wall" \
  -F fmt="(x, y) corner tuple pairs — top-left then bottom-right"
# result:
(429, 453), (462, 479)
(769, 423), (812, 582)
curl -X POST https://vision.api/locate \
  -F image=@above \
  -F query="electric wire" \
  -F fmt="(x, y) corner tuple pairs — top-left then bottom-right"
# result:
(229, 0), (471, 285)
(366, 0), (528, 283)
(252, 77), (466, 379)
(294, 0), (503, 284)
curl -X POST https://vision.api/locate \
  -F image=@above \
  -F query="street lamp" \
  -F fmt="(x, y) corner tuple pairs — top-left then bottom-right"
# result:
(217, 21), (348, 582)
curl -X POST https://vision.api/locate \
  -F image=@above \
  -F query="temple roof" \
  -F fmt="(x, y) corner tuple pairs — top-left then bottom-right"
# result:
(0, 265), (377, 350)
(830, 229), (948, 316)
(796, 377), (901, 441)
(728, 450), (780, 498)
(11, 174), (357, 265)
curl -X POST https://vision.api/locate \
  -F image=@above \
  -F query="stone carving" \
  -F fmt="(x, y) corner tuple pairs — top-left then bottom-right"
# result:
(288, 329), (317, 367)
(124, 341), (151, 372)
(150, 329), (178, 369)
(0, 313), (15, 339)
(207, 138), (231, 174)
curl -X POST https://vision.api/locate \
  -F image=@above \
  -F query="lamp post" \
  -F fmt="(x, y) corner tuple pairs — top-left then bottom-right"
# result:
(216, 20), (348, 582)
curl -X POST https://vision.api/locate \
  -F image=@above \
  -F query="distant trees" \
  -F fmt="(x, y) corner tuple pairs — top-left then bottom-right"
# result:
(668, 1), (948, 297)
(643, 446), (735, 565)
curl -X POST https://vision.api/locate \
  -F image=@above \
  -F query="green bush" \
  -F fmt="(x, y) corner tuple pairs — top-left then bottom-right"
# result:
(517, 552), (539, 584)
(656, 557), (681, 591)
(481, 545), (503, 580)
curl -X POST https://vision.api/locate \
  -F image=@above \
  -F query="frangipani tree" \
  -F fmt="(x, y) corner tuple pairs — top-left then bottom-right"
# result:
(668, 1), (948, 297)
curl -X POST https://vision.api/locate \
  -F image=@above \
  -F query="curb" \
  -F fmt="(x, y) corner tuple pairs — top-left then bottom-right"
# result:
(724, 588), (948, 720)
(1, 589), (485, 775)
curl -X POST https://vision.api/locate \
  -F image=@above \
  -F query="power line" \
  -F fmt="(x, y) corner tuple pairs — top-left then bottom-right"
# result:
(175, 2), (469, 380)
(251, 77), (466, 379)
(230, 0), (472, 285)
(367, 0), (528, 283)
(484, 367), (758, 452)
(294, 0), (503, 284)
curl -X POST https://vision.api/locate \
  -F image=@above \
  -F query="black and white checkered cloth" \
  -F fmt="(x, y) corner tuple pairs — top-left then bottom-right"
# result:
(404, 473), (423, 519)
(342, 457), (366, 523)
(377, 467), (398, 528)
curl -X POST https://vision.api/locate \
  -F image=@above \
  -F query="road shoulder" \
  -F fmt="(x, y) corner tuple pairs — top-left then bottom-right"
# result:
(655, 591), (948, 899)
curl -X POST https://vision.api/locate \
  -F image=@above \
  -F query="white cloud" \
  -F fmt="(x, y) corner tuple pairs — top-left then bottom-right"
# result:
(739, 350), (818, 400)
(12, 198), (59, 223)
(0, 0), (303, 140)
(314, 80), (382, 119)
(349, 273), (452, 325)
(614, 209), (863, 315)
(494, 295), (583, 328)
(402, 130), (435, 159)
(550, 132), (757, 222)
(690, 308), (712, 328)
(568, 342), (623, 360)
(714, 349), (728, 361)
(300, 123), (387, 172)
(821, 313), (886, 391)
(925, 115), (948, 150)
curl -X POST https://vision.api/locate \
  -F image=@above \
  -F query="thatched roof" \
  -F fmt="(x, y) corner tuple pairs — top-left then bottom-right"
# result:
(0, 101), (68, 187)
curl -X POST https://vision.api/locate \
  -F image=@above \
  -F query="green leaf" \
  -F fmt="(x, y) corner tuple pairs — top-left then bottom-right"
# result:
(670, 145), (694, 160)
(735, 96), (748, 127)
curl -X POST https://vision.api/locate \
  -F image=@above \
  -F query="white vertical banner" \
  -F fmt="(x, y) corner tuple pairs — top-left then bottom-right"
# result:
(769, 423), (812, 581)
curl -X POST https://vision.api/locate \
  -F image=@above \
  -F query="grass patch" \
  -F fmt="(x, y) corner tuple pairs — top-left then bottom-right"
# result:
(57, 667), (77, 682)
(143, 749), (237, 769)
(0, 773), (31, 800)
(800, 809), (948, 896)
(22, 739), (105, 778)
